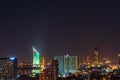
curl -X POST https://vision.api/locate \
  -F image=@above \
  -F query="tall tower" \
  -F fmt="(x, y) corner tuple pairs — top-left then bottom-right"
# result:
(41, 56), (45, 71)
(33, 47), (40, 73)
(94, 47), (99, 65)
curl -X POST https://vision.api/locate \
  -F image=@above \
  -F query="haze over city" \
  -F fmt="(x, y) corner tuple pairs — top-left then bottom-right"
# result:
(0, 1), (120, 63)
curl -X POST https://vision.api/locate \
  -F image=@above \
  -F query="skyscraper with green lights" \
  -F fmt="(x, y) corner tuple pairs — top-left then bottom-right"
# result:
(33, 47), (40, 73)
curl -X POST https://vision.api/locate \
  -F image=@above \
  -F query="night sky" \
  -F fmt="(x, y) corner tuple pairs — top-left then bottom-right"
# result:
(0, 1), (120, 63)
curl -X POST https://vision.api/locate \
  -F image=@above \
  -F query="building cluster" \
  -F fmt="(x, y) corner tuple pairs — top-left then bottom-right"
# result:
(40, 60), (58, 80)
(1, 47), (120, 80)
(53, 47), (100, 77)
(0, 57), (17, 80)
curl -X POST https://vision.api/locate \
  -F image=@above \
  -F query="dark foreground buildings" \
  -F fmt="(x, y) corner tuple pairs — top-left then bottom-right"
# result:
(0, 57), (17, 80)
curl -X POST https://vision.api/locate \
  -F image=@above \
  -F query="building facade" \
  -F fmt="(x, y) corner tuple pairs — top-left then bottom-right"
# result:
(93, 47), (99, 65)
(39, 60), (58, 80)
(33, 47), (40, 73)
(0, 57), (17, 80)
(54, 55), (80, 76)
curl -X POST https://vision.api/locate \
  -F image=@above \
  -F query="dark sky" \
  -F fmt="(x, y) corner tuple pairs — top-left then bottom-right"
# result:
(0, 1), (120, 63)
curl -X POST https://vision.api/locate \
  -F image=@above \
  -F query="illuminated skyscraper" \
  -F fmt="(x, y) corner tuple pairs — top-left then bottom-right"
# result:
(41, 56), (45, 71)
(54, 55), (80, 76)
(33, 47), (40, 73)
(93, 47), (99, 65)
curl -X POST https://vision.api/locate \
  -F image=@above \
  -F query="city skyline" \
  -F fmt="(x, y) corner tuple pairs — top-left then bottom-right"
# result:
(0, 1), (120, 62)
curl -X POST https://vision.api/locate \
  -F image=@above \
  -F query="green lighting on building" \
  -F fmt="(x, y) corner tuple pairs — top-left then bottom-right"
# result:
(33, 47), (40, 73)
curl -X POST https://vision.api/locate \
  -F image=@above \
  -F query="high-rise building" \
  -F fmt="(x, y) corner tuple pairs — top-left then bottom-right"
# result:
(33, 47), (40, 73)
(0, 57), (17, 80)
(93, 47), (99, 65)
(87, 56), (91, 65)
(52, 60), (59, 80)
(41, 56), (45, 71)
(118, 54), (120, 65)
(54, 55), (80, 76)
(81, 56), (86, 64)
(54, 55), (64, 76)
